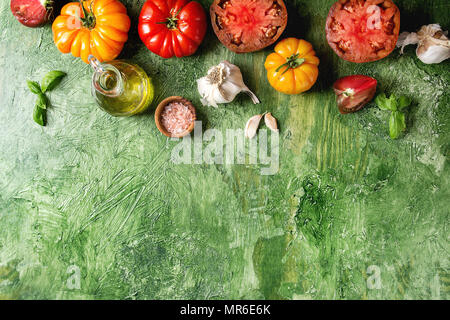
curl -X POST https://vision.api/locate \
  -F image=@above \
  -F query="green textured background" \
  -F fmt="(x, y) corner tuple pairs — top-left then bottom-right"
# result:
(0, 0), (449, 300)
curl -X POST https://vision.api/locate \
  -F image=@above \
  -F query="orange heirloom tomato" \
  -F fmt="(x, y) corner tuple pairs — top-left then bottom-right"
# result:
(52, 0), (131, 64)
(265, 38), (320, 95)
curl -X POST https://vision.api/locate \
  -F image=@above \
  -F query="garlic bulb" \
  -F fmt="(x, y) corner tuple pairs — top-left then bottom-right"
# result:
(397, 24), (450, 64)
(197, 61), (260, 108)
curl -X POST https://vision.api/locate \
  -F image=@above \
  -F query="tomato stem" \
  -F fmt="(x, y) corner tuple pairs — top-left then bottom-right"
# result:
(43, 0), (54, 10)
(342, 88), (355, 97)
(275, 53), (306, 75)
(157, 8), (182, 30)
(79, 0), (96, 29)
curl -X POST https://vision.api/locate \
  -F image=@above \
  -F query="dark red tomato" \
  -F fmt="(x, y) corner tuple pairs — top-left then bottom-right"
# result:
(333, 75), (377, 114)
(326, 0), (401, 63)
(138, 0), (207, 59)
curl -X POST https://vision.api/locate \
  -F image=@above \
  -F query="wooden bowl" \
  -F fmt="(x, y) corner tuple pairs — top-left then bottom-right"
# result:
(154, 96), (197, 138)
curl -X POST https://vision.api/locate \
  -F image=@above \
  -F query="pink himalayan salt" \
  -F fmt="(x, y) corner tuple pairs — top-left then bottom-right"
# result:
(160, 102), (195, 135)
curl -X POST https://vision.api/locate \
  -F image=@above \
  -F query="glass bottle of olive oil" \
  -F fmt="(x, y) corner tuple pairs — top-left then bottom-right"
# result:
(89, 55), (154, 116)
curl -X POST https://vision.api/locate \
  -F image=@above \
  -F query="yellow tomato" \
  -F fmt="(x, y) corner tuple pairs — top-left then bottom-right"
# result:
(265, 38), (320, 95)
(52, 0), (131, 64)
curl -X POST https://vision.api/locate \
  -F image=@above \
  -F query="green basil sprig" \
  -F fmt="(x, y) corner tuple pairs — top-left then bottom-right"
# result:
(27, 71), (66, 126)
(375, 93), (412, 139)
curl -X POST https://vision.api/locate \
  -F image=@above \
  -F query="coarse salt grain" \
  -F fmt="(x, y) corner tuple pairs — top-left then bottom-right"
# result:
(160, 102), (195, 135)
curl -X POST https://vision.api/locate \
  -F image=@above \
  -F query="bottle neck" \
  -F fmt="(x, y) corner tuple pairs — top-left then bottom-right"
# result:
(89, 55), (123, 98)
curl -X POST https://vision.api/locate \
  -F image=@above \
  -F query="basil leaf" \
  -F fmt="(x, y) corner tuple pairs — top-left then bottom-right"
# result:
(37, 93), (48, 110)
(375, 93), (392, 111)
(33, 104), (46, 126)
(398, 96), (412, 110)
(388, 94), (398, 111)
(41, 71), (66, 93)
(27, 80), (42, 95)
(389, 111), (406, 139)
(376, 93), (399, 111)
(375, 94), (387, 110)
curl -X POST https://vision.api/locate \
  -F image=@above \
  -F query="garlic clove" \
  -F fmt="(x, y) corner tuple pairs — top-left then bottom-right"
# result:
(220, 79), (242, 103)
(224, 61), (260, 105)
(417, 41), (450, 64)
(245, 114), (263, 139)
(264, 113), (279, 133)
(244, 88), (261, 104)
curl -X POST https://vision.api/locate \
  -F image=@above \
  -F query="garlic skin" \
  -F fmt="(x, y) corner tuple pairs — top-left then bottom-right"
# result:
(397, 24), (450, 64)
(197, 61), (260, 108)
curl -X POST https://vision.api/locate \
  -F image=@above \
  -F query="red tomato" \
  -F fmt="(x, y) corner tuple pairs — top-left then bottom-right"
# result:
(326, 0), (401, 63)
(210, 0), (288, 53)
(333, 75), (377, 114)
(138, 0), (207, 59)
(11, 0), (53, 28)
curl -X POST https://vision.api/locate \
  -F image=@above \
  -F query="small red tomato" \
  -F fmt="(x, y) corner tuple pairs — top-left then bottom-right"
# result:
(10, 0), (53, 28)
(138, 0), (207, 59)
(333, 75), (377, 114)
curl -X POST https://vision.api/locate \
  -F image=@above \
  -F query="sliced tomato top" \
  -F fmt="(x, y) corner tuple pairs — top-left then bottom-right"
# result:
(326, 0), (401, 63)
(211, 0), (288, 53)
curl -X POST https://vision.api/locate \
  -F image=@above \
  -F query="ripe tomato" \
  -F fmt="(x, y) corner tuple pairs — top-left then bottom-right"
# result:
(52, 0), (131, 64)
(138, 0), (207, 59)
(11, 0), (53, 28)
(326, 0), (401, 63)
(210, 0), (288, 53)
(333, 75), (377, 114)
(265, 38), (320, 95)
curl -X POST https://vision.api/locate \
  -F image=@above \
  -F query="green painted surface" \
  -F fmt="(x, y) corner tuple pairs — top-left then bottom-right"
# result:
(0, 0), (448, 300)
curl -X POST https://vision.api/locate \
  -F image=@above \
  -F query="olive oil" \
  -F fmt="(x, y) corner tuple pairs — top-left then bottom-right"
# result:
(89, 56), (154, 117)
